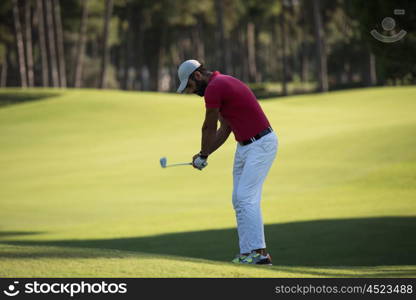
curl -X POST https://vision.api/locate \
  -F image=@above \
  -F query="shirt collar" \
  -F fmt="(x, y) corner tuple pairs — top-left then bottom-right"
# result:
(208, 71), (220, 83)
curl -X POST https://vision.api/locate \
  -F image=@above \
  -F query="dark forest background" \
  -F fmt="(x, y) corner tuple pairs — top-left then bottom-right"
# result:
(0, 0), (415, 97)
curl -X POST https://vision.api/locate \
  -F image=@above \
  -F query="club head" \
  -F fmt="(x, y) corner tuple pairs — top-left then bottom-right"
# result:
(160, 157), (167, 168)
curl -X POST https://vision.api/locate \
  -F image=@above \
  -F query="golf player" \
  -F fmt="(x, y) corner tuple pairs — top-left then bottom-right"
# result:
(177, 59), (278, 265)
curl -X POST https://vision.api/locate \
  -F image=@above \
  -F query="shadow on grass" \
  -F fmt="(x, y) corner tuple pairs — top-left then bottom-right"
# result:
(1, 217), (415, 267)
(0, 92), (60, 108)
(0, 231), (44, 238)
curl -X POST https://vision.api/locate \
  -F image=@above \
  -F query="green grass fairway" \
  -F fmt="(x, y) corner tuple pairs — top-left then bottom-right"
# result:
(0, 87), (415, 277)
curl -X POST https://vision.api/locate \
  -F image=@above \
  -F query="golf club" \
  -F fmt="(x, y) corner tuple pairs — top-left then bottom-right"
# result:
(160, 157), (192, 168)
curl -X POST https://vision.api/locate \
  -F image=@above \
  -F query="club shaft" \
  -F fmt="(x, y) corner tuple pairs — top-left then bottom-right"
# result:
(166, 162), (192, 167)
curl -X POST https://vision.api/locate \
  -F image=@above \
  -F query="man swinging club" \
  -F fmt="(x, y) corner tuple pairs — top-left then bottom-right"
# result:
(177, 59), (278, 265)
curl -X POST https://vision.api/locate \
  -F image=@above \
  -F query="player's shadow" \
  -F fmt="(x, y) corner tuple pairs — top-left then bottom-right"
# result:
(1, 216), (416, 267)
(0, 92), (59, 108)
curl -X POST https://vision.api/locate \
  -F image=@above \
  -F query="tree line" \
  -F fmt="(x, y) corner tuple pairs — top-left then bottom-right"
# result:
(0, 0), (415, 95)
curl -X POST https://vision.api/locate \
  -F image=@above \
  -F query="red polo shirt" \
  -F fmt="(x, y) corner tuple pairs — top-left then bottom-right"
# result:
(204, 71), (271, 142)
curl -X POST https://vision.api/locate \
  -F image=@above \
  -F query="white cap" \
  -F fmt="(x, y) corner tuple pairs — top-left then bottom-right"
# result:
(176, 59), (201, 93)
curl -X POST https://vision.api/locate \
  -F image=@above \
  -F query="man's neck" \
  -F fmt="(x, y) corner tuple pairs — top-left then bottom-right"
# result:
(206, 71), (214, 82)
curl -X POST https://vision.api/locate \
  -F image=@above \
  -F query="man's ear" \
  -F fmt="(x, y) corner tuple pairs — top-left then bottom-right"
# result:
(193, 71), (202, 80)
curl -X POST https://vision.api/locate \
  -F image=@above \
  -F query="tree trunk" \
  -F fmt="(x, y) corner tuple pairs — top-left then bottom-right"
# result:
(269, 16), (278, 82)
(121, 26), (129, 90)
(145, 25), (164, 91)
(114, 12), (122, 85)
(247, 22), (257, 83)
(12, 0), (28, 88)
(148, 55), (160, 91)
(99, 0), (113, 89)
(214, 0), (231, 73)
(214, 0), (224, 69)
(36, 0), (49, 86)
(299, 5), (309, 85)
(135, 19), (145, 90)
(300, 42), (309, 83)
(239, 24), (248, 82)
(44, 0), (59, 87)
(0, 50), (7, 87)
(53, 0), (66, 87)
(122, 6), (134, 90)
(366, 51), (377, 86)
(74, 0), (88, 88)
(312, 0), (328, 92)
(279, 6), (288, 96)
(169, 45), (180, 91)
(192, 18), (205, 62)
(157, 27), (168, 91)
(25, 0), (35, 87)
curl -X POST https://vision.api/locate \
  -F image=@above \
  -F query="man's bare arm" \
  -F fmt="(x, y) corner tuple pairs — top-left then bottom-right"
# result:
(209, 114), (232, 155)
(200, 108), (219, 156)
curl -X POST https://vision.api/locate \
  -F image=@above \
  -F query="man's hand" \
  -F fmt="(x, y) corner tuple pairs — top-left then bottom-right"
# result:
(192, 153), (208, 170)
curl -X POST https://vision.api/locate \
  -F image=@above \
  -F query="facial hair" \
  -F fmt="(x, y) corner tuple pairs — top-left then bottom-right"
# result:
(194, 79), (208, 97)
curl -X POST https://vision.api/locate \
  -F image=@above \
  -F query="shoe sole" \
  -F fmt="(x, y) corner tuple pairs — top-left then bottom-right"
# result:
(256, 257), (272, 265)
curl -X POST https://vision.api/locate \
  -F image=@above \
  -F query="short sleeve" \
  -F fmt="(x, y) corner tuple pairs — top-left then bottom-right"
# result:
(204, 83), (222, 108)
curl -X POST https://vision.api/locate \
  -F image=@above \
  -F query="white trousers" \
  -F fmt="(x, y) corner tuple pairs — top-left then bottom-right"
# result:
(232, 131), (278, 254)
